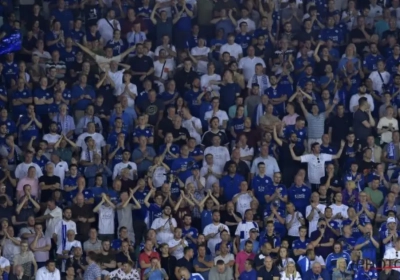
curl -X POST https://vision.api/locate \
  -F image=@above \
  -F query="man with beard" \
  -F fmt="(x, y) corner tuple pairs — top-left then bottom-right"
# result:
(272, 125), (304, 187)
(66, 246), (87, 276)
(151, 205), (177, 245)
(52, 207), (77, 249)
(349, 84), (375, 113)
(203, 210), (229, 256)
(184, 77), (203, 119)
(97, 240), (117, 273)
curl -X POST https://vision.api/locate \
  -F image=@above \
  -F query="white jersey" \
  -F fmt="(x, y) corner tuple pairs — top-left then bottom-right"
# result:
(98, 205), (115, 235)
(203, 223), (229, 256)
(235, 221), (259, 241)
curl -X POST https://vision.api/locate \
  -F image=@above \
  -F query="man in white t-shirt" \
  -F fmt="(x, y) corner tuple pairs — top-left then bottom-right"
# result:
(41, 200), (63, 239)
(204, 97), (229, 130)
(203, 211), (229, 256)
(42, 122), (62, 150)
(289, 141), (345, 190)
(329, 193), (349, 226)
(15, 151), (43, 179)
(116, 71), (137, 108)
(53, 207), (77, 247)
(182, 107), (202, 145)
(112, 150), (137, 180)
(238, 46), (265, 81)
(151, 205), (177, 244)
(305, 192), (326, 237)
(97, 9), (121, 42)
(220, 34), (243, 60)
(203, 135), (230, 170)
(76, 122), (106, 152)
(167, 228), (188, 260)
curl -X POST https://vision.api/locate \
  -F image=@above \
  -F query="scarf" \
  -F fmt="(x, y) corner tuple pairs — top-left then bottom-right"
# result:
(62, 222), (67, 250)
(384, 203), (397, 215)
(57, 114), (69, 135)
(252, 74), (269, 95)
(387, 142), (397, 169)
(87, 150), (92, 162)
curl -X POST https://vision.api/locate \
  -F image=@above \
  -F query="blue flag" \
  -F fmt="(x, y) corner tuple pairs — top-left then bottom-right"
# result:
(0, 32), (21, 55)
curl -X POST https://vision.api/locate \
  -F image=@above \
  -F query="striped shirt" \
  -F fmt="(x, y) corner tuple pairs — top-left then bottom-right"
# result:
(306, 112), (325, 139)
(83, 263), (101, 280)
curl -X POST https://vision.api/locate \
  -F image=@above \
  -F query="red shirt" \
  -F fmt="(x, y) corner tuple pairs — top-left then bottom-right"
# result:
(139, 251), (160, 277)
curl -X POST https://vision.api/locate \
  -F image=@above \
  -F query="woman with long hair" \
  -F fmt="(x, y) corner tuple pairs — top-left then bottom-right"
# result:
(280, 261), (301, 280)
(275, 247), (295, 273)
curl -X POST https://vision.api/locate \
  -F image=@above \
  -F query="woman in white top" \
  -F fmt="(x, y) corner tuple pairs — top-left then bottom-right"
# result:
(280, 261), (302, 280)
(191, 38), (210, 74)
(377, 106), (399, 144)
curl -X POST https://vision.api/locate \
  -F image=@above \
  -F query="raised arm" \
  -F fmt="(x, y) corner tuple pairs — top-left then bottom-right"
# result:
(75, 42), (96, 58)
(289, 143), (301, 161)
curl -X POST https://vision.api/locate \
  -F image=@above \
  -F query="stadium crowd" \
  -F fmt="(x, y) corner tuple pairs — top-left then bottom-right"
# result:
(4, 0), (400, 279)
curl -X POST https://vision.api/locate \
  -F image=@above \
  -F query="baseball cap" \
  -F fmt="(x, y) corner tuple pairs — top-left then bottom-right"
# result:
(388, 217), (396, 224)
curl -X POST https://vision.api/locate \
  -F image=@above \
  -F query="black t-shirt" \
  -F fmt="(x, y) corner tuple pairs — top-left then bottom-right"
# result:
(174, 70), (198, 95)
(358, 160), (376, 174)
(328, 114), (350, 145)
(97, 252), (116, 272)
(278, 141), (305, 169)
(176, 257), (194, 273)
(84, 4), (102, 27)
(116, 251), (136, 264)
(202, 130), (228, 147)
(129, 55), (154, 83)
(166, 127), (190, 146)
(295, 29), (316, 43)
(158, 118), (174, 136)
(161, 256), (177, 280)
(39, 175), (61, 203)
(315, 59), (337, 78)
(220, 211), (242, 237)
(382, 28), (400, 42)
(0, 205), (14, 222)
(350, 28), (373, 54)
(353, 109), (371, 142)
(256, 266), (280, 279)
(138, 99), (165, 126)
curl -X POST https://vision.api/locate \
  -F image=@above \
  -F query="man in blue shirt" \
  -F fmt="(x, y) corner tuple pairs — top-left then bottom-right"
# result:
(354, 223), (379, 264)
(71, 74), (95, 121)
(19, 104), (43, 145)
(318, 15), (344, 47)
(220, 162), (244, 201)
(251, 162), (272, 205)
